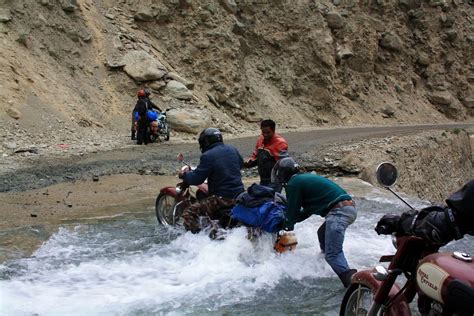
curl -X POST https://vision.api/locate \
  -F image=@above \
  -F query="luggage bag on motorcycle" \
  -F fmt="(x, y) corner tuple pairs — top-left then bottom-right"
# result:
(231, 201), (286, 233)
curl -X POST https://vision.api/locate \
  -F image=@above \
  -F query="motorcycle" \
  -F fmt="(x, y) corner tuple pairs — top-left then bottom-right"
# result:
(149, 109), (171, 142)
(155, 154), (290, 244)
(340, 162), (474, 316)
(155, 153), (211, 227)
(132, 109), (171, 143)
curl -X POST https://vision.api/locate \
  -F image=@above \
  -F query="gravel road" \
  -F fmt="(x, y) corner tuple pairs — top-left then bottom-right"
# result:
(2, 123), (472, 192)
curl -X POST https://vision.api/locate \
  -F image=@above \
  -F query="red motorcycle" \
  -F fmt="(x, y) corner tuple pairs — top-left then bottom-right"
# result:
(340, 163), (474, 316)
(155, 153), (209, 226)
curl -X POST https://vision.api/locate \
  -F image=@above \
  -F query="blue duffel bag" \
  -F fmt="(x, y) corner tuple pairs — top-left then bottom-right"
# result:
(231, 201), (286, 233)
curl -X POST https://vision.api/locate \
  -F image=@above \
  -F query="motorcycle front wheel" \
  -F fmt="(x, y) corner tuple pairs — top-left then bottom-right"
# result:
(155, 193), (176, 226)
(340, 283), (374, 316)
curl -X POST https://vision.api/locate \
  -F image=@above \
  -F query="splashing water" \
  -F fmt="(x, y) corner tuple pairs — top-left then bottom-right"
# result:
(1, 179), (473, 315)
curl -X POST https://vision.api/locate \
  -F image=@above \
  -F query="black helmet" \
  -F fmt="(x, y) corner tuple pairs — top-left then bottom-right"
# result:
(271, 157), (299, 184)
(198, 127), (223, 152)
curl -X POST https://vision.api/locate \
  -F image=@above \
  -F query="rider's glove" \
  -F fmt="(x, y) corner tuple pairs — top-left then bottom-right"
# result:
(375, 214), (400, 235)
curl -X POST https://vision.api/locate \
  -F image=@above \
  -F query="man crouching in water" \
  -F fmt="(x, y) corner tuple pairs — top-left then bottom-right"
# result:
(179, 128), (244, 237)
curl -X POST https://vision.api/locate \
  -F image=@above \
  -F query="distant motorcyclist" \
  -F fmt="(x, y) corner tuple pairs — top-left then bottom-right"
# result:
(376, 179), (474, 245)
(179, 128), (245, 235)
(132, 88), (162, 145)
(243, 119), (288, 192)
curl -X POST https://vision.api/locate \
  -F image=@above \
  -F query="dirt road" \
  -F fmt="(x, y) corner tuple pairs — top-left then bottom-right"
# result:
(2, 123), (472, 193)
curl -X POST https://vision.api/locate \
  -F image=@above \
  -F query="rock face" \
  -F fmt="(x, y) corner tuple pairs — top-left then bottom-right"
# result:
(167, 107), (211, 133)
(122, 50), (167, 82)
(0, 0), (472, 164)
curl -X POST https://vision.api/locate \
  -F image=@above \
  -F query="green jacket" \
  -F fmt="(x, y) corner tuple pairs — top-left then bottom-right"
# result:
(284, 173), (352, 230)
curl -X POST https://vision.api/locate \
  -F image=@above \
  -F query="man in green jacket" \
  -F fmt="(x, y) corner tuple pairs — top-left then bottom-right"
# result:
(272, 157), (357, 287)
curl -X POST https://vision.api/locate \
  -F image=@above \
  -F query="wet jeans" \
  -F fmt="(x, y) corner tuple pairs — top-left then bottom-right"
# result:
(318, 205), (357, 275)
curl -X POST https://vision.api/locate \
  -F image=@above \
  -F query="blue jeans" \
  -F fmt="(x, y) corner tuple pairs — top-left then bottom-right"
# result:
(319, 205), (357, 275)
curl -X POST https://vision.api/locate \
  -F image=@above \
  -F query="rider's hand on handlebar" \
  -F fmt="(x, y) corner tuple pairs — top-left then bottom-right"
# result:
(375, 214), (401, 235)
(178, 165), (191, 179)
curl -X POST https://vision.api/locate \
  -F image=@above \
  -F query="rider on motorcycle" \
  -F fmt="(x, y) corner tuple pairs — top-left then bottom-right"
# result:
(179, 127), (245, 234)
(376, 179), (474, 245)
(132, 88), (162, 144)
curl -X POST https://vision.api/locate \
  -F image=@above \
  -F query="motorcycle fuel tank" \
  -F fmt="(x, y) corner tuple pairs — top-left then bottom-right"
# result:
(416, 252), (474, 307)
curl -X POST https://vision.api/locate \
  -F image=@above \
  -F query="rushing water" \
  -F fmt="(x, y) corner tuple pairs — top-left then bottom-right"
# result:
(1, 179), (473, 315)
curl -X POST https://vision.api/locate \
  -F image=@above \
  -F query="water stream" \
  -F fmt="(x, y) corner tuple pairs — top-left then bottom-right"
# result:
(1, 178), (473, 315)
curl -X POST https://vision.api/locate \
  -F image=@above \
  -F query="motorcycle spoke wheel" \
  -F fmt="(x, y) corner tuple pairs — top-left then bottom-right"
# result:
(155, 194), (176, 226)
(341, 284), (374, 316)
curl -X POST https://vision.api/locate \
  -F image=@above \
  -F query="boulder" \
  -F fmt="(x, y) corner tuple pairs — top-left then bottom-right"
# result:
(122, 50), (167, 82)
(325, 11), (345, 29)
(428, 91), (453, 105)
(379, 32), (403, 51)
(165, 72), (195, 90)
(0, 8), (11, 23)
(167, 108), (211, 133)
(6, 107), (21, 119)
(61, 0), (78, 12)
(164, 80), (193, 100)
(134, 8), (154, 22)
(462, 96), (474, 108)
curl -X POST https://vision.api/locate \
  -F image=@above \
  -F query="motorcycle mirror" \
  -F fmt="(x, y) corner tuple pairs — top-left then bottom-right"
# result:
(376, 162), (415, 211)
(376, 162), (398, 188)
(177, 153), (184, 162)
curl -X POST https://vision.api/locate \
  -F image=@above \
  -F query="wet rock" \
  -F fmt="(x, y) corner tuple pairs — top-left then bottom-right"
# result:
(167, 107), (211, 133)
(0, 8), (12, 23)
(325, 11), (345, 29)
(122, 50), (167, 81)
(164, 80), (193, 100)
(379, 32), (403, 51)
(6, 107), (22, 119)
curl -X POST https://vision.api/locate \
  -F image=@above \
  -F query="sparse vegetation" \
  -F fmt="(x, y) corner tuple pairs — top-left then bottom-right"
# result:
(15, 32), (29, 47)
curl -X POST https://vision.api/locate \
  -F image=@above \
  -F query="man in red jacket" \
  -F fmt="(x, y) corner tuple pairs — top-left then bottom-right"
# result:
(244, 119), (288, 191)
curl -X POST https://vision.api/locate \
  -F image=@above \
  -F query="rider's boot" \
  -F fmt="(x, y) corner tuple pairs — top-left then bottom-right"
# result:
(338, 269), (357, 288)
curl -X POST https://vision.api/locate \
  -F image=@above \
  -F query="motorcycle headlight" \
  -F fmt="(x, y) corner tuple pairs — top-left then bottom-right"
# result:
(176, 186), (182, 194)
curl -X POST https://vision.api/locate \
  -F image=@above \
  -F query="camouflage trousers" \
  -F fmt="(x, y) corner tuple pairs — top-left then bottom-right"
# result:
(182, 195), (236, 234)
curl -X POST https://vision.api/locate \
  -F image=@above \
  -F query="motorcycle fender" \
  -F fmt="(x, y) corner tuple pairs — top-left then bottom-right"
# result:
(160, 187), (178, 197)
(352, 269), (411, 316)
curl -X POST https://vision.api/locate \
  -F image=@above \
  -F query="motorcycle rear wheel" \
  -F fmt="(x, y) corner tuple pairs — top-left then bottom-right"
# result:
(340, 283), (374, 316)
(155, 193), (176, 226)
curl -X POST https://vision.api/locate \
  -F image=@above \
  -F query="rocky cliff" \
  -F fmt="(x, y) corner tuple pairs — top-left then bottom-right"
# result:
(0, 0), (473, 157)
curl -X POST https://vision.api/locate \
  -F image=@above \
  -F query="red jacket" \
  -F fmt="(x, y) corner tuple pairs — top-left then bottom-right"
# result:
(249, 133), (288, 185)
